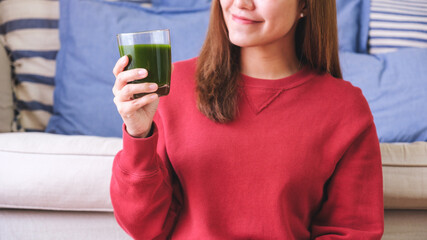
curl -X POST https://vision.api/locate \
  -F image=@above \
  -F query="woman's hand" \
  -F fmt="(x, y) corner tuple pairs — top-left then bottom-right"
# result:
(112, 56), (159, 138)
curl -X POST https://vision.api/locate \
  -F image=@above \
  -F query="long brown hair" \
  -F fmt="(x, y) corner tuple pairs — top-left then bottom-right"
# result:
(196, 0), (342, 123)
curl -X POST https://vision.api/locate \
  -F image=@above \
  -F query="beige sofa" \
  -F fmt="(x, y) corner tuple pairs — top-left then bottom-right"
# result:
(1, 3), (427, 240)
(0, 44), (130, 239)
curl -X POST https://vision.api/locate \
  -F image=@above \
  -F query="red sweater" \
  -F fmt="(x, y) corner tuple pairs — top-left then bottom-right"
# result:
(110, 58), (384, 239)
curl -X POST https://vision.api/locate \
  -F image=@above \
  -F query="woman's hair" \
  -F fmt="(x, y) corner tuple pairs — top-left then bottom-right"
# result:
(196, 0), (342, 123)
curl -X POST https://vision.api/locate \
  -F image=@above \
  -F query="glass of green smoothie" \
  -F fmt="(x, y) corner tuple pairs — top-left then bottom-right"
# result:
(117, 29), (171, 98)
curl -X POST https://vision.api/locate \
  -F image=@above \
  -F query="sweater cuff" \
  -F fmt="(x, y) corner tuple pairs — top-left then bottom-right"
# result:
(118, 123), (160, 174)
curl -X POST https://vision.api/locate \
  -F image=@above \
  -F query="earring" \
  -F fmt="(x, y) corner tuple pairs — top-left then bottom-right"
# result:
(300, 13), (304, 18)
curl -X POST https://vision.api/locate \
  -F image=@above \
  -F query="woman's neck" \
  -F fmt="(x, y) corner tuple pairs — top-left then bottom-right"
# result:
(240, 39), (300, 80)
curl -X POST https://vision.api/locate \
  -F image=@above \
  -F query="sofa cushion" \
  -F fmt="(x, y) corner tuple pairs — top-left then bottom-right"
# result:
(340, 48), (427, 142)
(368, 0), (427, 54)
(0, 0), (59, 131)
(383, 210), (427, 239)
(0, 209), (131, 240)
(381, 142), (427, 210)
(45, 0), (211, 137)
(0, 132), (122, 211)
(0, 41), (14, 132)
(1, 132), (425, 211)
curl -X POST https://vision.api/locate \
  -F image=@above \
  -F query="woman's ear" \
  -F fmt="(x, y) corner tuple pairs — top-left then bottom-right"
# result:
(299, 0), (308, 18)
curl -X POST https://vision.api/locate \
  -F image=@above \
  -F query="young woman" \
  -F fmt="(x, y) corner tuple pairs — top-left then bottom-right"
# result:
(111, 0), (384, 239)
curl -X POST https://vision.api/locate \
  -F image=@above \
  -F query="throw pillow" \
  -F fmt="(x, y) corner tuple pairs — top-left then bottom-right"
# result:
(368, 0), (427, 54)
(0, 0), (59, 131)
(340, 48), (427, 142)
(152, 0), (211, 8)
(46, 0), (372, 137)
(45, 0), (211, 137)
(336, 0), (371, 53)
(0, 42), (14, 132)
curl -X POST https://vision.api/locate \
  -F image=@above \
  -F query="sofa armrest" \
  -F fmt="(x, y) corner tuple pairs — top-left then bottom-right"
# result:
(0, 132), (122, 211)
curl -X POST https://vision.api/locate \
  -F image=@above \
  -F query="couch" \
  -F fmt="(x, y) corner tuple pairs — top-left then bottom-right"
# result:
(1, 0), (426, 239)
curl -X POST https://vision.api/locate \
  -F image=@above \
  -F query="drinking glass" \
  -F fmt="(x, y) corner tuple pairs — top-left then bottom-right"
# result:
(117, 29), (171, 98)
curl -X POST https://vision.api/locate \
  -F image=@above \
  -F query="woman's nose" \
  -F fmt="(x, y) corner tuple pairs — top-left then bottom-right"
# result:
(234, 0), (255, 10)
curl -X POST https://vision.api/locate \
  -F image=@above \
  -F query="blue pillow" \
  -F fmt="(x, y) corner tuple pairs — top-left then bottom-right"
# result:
(336, 0), (370, 53)
(340, 48), (427, 142)
(47, 0), (372, 137)
(46, 0), (211, 137)
(153, 0), (211, 8)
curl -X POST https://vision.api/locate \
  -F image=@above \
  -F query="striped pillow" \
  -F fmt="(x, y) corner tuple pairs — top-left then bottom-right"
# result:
(0, 0), (59, 132)
(0, 41), (14, 132)
(369, 0), (427, 54)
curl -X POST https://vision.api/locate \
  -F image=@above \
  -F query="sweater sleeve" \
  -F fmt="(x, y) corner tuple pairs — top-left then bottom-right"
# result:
(311, 122), (384, 239)
(110, 121), (181, 240)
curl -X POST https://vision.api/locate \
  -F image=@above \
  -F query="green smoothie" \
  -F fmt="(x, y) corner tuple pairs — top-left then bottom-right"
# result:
(118, 44), (171, 97)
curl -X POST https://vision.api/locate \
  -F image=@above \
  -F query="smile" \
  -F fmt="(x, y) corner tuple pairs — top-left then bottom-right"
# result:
(231, 14), (262, 24)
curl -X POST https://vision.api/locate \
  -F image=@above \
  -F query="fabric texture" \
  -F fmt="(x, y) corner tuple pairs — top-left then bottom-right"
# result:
(369, 0), (427, 54)
(340, 48), (427, 142)
(0, 210), (131, 240)
(45, 0), (211, 137)
(381, 141), (427, 210)
(0, 132), (121, 211)
(383, 210), (427, 239)
(152, 0), (210, 8)
(0, 0), (59, 132)
(336, 0), (371, 53)
(0, 42), (13, 132)
(110, 58), (384, 239)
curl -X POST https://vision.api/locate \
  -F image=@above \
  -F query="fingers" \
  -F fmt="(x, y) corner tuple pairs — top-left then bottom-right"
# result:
(113, 68), (148, 94)
(114, 93), (159, 117)
(115, 82), (158, 101)
(113, 56), (128, 78)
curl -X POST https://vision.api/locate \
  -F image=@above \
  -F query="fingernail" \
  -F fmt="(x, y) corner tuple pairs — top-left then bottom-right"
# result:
(149, 84), (157, 90)
(138, 70), (147, 76)
(121, 56), (126, 64)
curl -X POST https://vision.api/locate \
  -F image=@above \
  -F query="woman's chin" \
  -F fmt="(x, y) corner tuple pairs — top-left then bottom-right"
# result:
(228, 37), (258, 48)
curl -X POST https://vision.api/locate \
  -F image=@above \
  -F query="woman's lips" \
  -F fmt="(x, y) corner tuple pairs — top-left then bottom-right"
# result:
(232, 14), (262, 24)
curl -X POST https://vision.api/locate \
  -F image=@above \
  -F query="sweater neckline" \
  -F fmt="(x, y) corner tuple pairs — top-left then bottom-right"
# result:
(240, 65), (315, 89)
(239, 66), (318, 115)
